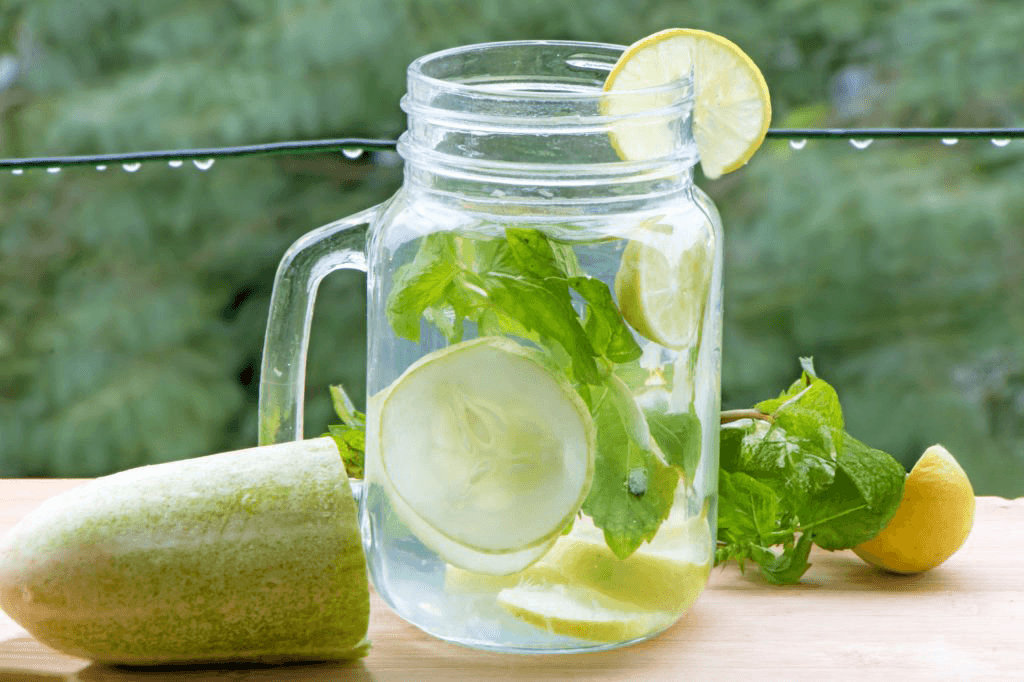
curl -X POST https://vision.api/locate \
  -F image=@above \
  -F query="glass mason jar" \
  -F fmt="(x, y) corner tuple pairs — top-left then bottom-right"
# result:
(259, 40), (723, 653)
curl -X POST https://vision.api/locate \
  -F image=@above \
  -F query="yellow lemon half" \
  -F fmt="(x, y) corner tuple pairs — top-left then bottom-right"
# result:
(853, 444), (975, 574)
(603, 28), (772, 179)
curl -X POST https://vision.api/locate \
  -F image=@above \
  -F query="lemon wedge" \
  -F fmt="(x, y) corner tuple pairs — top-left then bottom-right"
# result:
(604, 28), (771, 179)
(853, 444), (975, 574)
(373, 336), (595, 575)
(614, 216), (714, 349)
(496, 584), (676, 643)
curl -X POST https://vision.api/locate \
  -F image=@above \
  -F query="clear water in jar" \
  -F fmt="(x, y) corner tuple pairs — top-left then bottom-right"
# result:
(362, 209), (721, 652)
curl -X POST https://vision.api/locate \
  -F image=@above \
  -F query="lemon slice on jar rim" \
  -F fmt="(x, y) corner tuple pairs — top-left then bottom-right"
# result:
(603, 28), (772, 179)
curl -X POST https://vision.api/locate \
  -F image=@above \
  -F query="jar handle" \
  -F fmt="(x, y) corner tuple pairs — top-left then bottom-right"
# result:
(258, 205), (382, 446)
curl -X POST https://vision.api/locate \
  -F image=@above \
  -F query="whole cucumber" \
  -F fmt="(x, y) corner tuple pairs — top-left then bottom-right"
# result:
(0, 437), (370, 665)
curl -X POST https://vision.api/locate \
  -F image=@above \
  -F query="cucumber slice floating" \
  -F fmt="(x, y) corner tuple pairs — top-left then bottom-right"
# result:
(376, 336), (596, 574)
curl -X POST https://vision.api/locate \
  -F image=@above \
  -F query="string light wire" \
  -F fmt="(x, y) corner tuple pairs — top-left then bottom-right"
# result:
(0, 128), (1022, 170)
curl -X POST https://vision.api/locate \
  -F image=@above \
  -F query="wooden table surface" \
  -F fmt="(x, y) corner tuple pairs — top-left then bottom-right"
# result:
(0, 479), (1020, 681)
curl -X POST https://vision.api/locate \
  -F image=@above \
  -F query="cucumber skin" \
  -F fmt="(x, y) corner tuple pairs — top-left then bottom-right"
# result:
(0, 437), (370, 665)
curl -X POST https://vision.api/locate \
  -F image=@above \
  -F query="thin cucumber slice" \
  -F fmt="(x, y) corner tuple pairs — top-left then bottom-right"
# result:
(375, 336), (595, 574)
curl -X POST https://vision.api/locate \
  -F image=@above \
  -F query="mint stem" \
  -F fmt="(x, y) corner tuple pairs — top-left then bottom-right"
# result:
(720, 409), (774, 424)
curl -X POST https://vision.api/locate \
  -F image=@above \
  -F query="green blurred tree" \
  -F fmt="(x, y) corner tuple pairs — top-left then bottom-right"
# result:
(0, 0), (1021, 495)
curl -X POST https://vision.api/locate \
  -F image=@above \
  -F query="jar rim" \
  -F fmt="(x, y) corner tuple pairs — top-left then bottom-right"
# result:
(400, 40), (698, 183)
(405, 40), (694, 104)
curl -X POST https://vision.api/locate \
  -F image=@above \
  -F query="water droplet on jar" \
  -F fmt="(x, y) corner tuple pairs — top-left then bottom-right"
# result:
(122, 162), (141, 172)
(11, 168), (23, 175)
(991, 138), (1011, 147)
(342, 147), (364, 159)
(941, 138), (959, 146)
(788, 139), (808, 150)
(168, 160), (183, 168)
(849, 138), (874, 149)
(96, 165), (108, 171)
(193, 158), (215, 170)
(46, 166), (61, 174)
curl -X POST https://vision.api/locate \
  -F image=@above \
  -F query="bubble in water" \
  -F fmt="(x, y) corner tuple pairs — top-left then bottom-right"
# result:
(192, 158), (215, 170)
(122, 162), (141, 173)
(168, 160), (184, 168)
(941, 138), (959, 146)
(341, 147), (364, 159)
(991, 138), (1011, 147)
(849, 138), (874, 149)
(788, 139), (808, 150)
(96, 165), (108, 171)
(46, 167), (61, 174)
(11, 168), (23, 175)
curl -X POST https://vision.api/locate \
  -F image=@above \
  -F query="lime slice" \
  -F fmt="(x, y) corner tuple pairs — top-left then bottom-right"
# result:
(497, 584), (676, 643)
(604, 28), (772, 179)
(375, 336), (595, 575)
(614, 218), (713, 349)
(540, 512), (712, 613)
(449, 510), (712, 641)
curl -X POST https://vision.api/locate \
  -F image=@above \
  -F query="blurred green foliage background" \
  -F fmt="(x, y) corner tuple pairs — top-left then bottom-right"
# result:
(0, 0), (1021, 496)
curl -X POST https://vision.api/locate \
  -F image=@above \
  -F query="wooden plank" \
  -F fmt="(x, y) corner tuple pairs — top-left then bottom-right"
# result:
(0, 480), (1020, 681)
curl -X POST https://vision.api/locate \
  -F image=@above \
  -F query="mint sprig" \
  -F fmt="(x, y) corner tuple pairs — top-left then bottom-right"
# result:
(716, 359), (906, 583)
(324, 384), (366, 479)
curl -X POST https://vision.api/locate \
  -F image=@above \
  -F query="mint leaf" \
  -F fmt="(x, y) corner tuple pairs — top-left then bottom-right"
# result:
(570, 275), (642, 363)
(717, 470), (790, 546)
(755, 532), (814, 585)
(835, 436), (907, 514)
(386, 233), (459, 341)
(423, 303), (462, 342)
(503, 227), (574, 282)
(735, 419), (836, 503)
(326, 384), (366, 479)
(329, 384), (365, 429)
(477, 271), (601, 384)
(327, 424), (365, 479)
(799, 437), (906, 550)
(646, 409), (701, 483)
(582, 379), (678, 559)
(769, 379), (845, 455)
(719, 423), (745, 472)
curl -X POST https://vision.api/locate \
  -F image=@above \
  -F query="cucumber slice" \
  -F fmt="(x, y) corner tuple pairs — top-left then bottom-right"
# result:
(374, 336), (595, 574)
